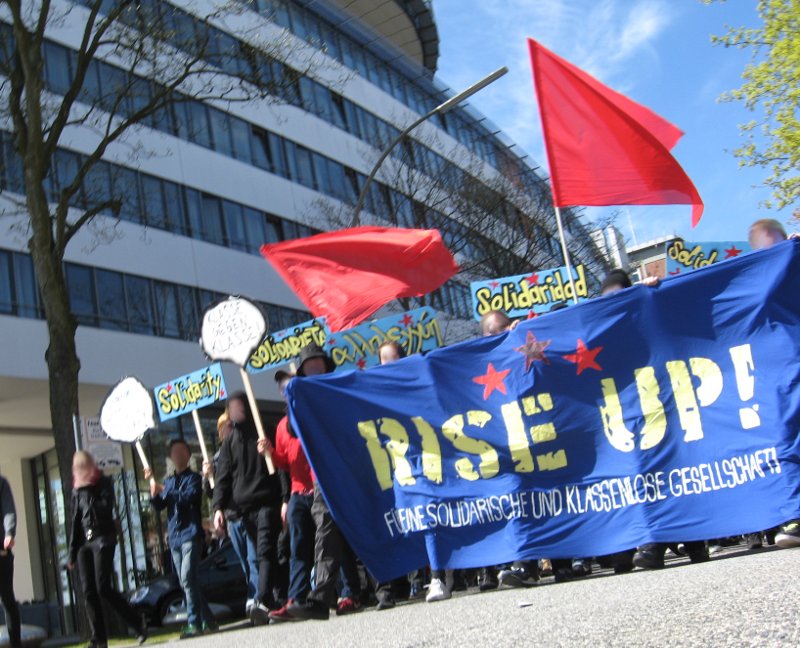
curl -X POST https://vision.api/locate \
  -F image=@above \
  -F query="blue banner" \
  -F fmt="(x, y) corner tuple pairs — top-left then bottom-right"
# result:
(665, 240), (751, 276)
(470, 265), (589, 321)
(287, 241), (800, 582)
(325, 307), (443, 371)
(248, 318), (329, 373)
(154, 363), (227, 422)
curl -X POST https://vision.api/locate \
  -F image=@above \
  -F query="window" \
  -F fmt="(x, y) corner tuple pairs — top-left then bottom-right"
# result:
(176, 286), (198, 339)
(66, 264), (97, 326)
(53, 150), (84, 205)
(43, 42), (72, 96)
(268, 133), (288, 178)
(243, 207), (268, 252)
(263, 216), (283, 244)
(141, 176), (166, 229)
(12, 254), (39, 318)
(186, 102), (213, 149)
(110, 166), (142, 223)
(229, 118), (253, 164)
(0, 251), (12, 313)
(153, 281), (180, 338)
(312, 153), (330, 195)
(293, 145), (315, 189)
(96, 61), (130, 115)
(222, 201), (247, 251)
(251, 129), (271, 172)
(95, 269), (127, 330)
(208, 109), (233, 157)
(200, 194), (225, 243)
(161, 181), (188, 235)
(83, 161), (112, 214)
(125, 275), (155, 335)
(1, 134), (25, 193)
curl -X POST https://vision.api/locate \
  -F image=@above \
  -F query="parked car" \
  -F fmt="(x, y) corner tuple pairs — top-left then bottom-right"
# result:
(128, 540), (247, 626)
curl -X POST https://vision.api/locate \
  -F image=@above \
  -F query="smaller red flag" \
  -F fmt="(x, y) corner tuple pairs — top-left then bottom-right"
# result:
(528, 38), (704, 227)
(260, 227), (459, 332)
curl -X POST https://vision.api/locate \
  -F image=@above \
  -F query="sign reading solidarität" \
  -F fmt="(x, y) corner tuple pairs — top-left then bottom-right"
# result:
(154, 363), (227, 422)
(247, 308), (443, 373)
(288, 241), (800, 582)
(470, 265), (589, 321)
(665, 240), (751, 276)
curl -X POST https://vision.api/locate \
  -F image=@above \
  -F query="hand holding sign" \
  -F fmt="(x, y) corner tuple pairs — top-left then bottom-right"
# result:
(99, 377), (157, 487)
(200, 296), (275, 474)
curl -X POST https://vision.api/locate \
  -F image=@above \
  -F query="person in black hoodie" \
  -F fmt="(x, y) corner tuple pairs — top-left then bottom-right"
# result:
(212, 392), (289, 625)
(67, 451), (147, 648)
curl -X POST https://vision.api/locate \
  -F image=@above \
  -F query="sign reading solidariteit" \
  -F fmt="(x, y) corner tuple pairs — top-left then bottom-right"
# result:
(470, 265), (589, 321)
(154, 363), (227, 422)
(665, 240), (751, 276)
(326, 307), (443, 371)
(248, 318), (329, 373)
(287, 241), (800, 582)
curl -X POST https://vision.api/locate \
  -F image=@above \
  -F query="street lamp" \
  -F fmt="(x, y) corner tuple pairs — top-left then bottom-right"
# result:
(351, 66), (509, 226)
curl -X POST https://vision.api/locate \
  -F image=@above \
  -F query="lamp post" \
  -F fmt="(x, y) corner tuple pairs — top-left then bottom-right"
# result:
(351, 66), (508, 226)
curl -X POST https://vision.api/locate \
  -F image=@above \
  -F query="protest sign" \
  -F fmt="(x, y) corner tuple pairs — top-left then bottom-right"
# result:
(79, 416), (124, 471)
(247, 318), (329, 373)
(665, 240), (750, 276)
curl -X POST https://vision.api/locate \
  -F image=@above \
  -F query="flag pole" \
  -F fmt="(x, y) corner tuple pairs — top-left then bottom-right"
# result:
(554, 206), (579, 304)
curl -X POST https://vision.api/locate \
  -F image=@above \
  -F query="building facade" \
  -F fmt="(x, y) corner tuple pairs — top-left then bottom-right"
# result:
(0, 0), (611, 635)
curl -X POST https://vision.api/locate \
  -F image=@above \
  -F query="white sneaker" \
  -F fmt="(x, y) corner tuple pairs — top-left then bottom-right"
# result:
(426, 578), (451, 603)
(249, 601), (270, 626)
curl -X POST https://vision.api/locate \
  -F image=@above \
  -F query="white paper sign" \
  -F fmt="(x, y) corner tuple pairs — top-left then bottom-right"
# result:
(99, 376), (156, 443)
(80, 416), (124, 470)
(200, 296), (268, 367)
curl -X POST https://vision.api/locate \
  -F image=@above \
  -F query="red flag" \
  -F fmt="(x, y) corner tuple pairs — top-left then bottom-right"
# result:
(528, 38), (704, 227)
(260, 227), (458, 332)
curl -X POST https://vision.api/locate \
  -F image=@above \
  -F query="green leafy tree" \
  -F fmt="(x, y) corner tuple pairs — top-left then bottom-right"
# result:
(711, 0), (800, 211)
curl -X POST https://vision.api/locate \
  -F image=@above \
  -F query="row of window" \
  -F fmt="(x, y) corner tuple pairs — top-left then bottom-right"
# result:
(0, 247), (310, 339)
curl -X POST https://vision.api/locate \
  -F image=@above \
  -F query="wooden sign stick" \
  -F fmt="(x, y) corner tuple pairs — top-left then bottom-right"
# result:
(135, 440), (157, 488)
(240, 368), (276, 474)
(191, 409), (215, 489)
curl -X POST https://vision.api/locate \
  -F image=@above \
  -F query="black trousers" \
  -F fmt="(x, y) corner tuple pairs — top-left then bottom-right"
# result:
(241, 506), (281, 609)
(76, 536), (141, 643)
(0, 551), (20, 648)
(307, 486), (347, 608)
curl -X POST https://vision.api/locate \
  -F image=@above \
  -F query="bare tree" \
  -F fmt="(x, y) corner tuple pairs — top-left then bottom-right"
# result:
(0, 0), (326, 513)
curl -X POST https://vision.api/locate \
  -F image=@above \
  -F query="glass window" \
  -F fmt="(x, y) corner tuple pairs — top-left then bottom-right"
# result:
(171, 101), (191, 140)
(293, 145), (315, 189)
(44, 42), (72, 96)
(79, 59), (103, 107)
(264, 216), (282, 244)
(208, 108), (233, 157)
(229, 118), (253, 164)
(140, 175), (166, 229)
(243, 207), (268, 252)
(161, 181), (188, 235)
(110, 166), (142, 223)
(96, 61), (131, 115)
(222, 201), (247, 251)
(313, 83), (334, 123)
(330, 93), (347, 130)
(176, 285), (197, 340)
(312, 153), (330, 195)
(201, 194), (225, 243)
(53, 150), (84, 205)
(13, 253), (40, 319)
(184, 188), (203, 239)
(153, 281), (180, 338)
(0, 251), (12, 313)
(125, 275), (155, 335)
(95, 269), (127, 331)
(66, 264), (97, 326)
(1, 135), (25, 194)
(83, 161), (112, 214)
(186, 102), (213, 149)
(251, 129), (271, 171)
(268, 134), (288, 178)
(327, 160), (347, 202)
(299, 76), (316, 113)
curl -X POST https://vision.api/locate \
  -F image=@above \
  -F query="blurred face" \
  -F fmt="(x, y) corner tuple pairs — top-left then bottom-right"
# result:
(749, 226), (784, 250)
(379, 345), (402, 365)
(170, 442), (191, 471)
(228, 398), (246, 424)
(278, 377), (292, 402)
(601, 283), (625, 296)
(481, 315), (510, 337)
(72, 453), (95, 483)
(301, 357), (328, 377)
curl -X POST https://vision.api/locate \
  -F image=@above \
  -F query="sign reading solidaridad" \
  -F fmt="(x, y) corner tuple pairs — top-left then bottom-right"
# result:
(470, 265), (589, 321)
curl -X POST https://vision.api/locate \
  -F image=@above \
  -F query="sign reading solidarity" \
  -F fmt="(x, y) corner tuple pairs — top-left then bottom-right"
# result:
(470, 265), (589, 321)
(327, 308), (443, 371)
(99, 376), (157, 484)
(665, 240), (751, 276)
(200, 296), (267, 368)
(154, 363), (227, 422)
(248, 318), (329, 373)
(287, 241), (800, 582)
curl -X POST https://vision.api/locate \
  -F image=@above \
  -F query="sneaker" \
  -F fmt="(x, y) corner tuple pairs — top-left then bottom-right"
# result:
(776, 520), (800, 548)
(478, 567), (498, 591)
(376, 590), (396, 611)
(249, 601), (270, 626)
(335, 596), (362, 616)
(201, 620), (219, 634)
(633, 545), (665, 570)
(498, 567), (538, 588)
(707, 543), (723, 555)
(269, 600), (301, 623)
(179, 624), (203, 640)
(571, 559), (592, 577)
(539, 559), (553, 577)
(245, 599), (255, 617)
(426, 578), (451, 602)
(286, 598), (329, 621)
(686, 545), (710, 564)
(745, 533), (763, 550)
(136, 614), (149, 645)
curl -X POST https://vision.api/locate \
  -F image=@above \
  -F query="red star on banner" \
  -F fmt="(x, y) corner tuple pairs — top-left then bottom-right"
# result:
(356, 358), (367, 370)
(668, 268), (681, 276)
(515, 331), (551, 372)
(327, 338), (336, 346)
(490, 281), (500, 289)
(166, 384), (173, 392)
(472, 363), (511, 400)
(564, 339), (604, 375)
(524, 272), (540, 285)
(527, 310), (538, 319)
(219, 389), (225, 398)
(724, 246), (742, 259)
(401, 314), (414, 327)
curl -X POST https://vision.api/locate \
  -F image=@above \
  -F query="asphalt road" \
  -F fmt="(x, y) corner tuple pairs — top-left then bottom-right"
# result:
(184, 546), (799, 647)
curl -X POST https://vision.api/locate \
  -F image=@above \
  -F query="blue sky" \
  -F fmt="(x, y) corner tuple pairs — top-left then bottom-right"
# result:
(432, 0), (786, 247)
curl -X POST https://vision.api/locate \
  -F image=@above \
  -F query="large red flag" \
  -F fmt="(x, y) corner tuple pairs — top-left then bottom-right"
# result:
(528, 38), (704, 227)
(260, 227), (459, 332)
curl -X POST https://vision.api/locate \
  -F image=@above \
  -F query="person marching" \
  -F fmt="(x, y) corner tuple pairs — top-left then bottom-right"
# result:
(68, 451), (147, 648)
(0, 474), (21, 648)
(145, 439), (217, 638)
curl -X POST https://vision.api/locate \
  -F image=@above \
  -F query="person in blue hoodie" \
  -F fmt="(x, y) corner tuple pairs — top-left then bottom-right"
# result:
(145, 439), (216, 639)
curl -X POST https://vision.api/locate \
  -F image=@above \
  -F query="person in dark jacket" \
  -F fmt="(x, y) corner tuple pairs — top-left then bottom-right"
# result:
(212, 392), (289, 625)
(146, 439), (216, 638)
(67, 451), (147, 648)
(0, 474), (20, 648)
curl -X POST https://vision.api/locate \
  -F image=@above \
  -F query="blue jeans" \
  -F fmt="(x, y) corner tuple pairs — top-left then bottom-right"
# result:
(287, 493), (315, 602)
(228, 517), (259, 603)
(170, 536), (214, 628)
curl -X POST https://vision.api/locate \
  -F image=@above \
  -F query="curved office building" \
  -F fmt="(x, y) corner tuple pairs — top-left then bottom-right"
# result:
(0, 0), (610, 634)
